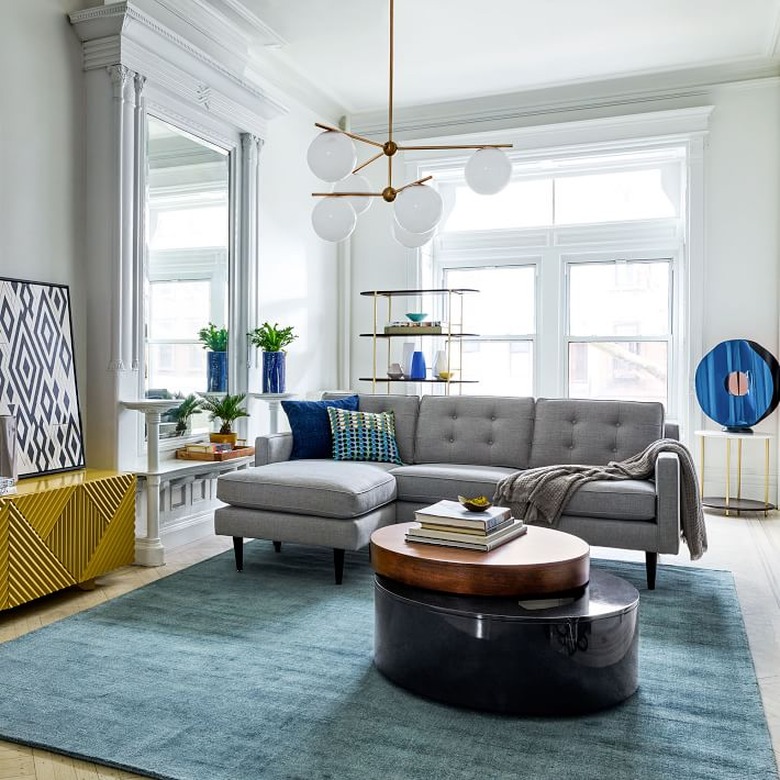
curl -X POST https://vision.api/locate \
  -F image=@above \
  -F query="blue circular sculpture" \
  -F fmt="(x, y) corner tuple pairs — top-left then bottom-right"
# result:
(695, 340), (780, 432)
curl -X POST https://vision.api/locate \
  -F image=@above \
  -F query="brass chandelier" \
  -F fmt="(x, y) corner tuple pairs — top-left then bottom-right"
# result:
(308, 0), (513, 247)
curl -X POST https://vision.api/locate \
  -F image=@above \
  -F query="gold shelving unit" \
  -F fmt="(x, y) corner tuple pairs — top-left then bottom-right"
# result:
(359, 288), (479, 394)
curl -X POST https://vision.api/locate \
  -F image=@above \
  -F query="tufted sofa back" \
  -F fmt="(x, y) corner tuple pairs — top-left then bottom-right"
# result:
(340, 394), (664, 468)
(357, 394), (420, 465)
(413, 395), (535, 468)
(529, 398), (664, 467)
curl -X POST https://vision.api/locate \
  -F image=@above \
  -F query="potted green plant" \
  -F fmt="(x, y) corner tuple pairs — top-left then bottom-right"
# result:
(198, 393), (249, 446)
(198, 323), (228, 392)
(172, 394), (202, 436)
(247, 322), (297, 394)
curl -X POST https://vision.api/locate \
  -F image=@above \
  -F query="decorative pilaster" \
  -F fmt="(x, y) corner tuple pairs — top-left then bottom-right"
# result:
(239, 133), (262, 374)
(132, 74), (147, 371)
(107, 65), (130, 371)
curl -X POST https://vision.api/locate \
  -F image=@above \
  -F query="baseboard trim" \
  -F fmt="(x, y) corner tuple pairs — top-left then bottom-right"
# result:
(161, 510), (216, 550)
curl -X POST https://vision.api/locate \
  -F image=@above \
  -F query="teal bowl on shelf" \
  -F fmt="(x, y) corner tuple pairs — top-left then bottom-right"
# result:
(405, 312), (428, 322)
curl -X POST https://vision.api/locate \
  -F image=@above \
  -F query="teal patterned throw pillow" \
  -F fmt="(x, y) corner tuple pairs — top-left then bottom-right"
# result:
(326, 407), (404, 465)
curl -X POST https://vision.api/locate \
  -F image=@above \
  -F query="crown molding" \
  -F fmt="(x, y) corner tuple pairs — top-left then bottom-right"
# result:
(70, 2), (288, 137)
(350, 60), (779, 141)
(153, 0), (251, 58)
(212, 0), (287, 48)
(244, 49), (346, 124)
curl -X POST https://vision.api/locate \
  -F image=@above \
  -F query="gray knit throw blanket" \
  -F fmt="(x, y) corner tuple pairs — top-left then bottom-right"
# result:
(493, 438), (707, 560)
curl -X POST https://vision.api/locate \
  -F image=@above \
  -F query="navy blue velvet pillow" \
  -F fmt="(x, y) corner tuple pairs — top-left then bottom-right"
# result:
(281, 396), (359, 459)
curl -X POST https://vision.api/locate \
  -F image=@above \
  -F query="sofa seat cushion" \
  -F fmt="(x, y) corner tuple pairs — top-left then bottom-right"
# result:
(391, 463), (516, 505)
(564, 479), (656, 521)
(217, 460), (397, 519)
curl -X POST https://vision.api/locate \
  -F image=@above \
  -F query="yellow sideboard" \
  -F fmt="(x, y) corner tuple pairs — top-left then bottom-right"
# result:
(0, 469), (136, 610)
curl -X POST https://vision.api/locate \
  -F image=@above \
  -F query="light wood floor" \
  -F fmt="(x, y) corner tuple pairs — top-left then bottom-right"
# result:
(0, 511), (778, 780)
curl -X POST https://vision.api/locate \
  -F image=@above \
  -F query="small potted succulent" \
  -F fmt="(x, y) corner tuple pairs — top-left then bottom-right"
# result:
(172, 394), (202, 436)
(247, 322), (297, 394)
(198, 323), (228, 392)
(198, 393), (249, 446)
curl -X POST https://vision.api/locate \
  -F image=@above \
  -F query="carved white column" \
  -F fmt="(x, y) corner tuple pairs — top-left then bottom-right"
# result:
(107, 64), (132, 372)
(239, 133), (262, 378)
(132, 74), (147, 371)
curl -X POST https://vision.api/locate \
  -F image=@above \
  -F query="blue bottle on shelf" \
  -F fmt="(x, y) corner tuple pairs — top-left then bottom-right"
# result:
(409, 351), (427, 380)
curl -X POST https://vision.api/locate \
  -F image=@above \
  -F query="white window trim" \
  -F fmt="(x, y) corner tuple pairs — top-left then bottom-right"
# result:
(407, 107), (710, 438)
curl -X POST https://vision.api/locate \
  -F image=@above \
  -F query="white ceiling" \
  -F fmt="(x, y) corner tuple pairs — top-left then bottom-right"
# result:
(234, 0), (780, 113)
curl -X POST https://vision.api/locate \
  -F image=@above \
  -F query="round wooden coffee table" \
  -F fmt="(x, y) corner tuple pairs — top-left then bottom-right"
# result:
(370, 522), (639, 715)
(370, 522), (590, 597)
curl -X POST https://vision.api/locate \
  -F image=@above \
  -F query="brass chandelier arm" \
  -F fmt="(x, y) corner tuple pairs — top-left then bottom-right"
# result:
(312, 191), (385, 198)
(397, 143), (514, 151)
(353, 150), (385, 174)
(309, 0), (515, 242)
(395, 174), (433, 193)
(314, 122), (384, 150)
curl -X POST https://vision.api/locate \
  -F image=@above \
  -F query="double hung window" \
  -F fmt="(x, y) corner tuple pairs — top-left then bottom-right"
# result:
(430, 146), (684, 414)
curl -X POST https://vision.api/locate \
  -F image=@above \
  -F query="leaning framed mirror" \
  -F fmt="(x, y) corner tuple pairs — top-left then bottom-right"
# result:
(143, 116), (231, 439)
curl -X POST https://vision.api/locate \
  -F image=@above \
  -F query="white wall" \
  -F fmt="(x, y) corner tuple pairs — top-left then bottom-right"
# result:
(349, 159), (419, 396)
(248, 107), (340, 436)
(700, 80), (780, 497)
(0, 0), (87, 395)
(705, 82), (779, 360)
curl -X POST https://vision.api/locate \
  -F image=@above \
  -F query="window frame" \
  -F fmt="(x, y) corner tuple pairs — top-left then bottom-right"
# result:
(562, 254), (675, 408)
(441, 260), (539, 397)
(433, 182), (684, 422)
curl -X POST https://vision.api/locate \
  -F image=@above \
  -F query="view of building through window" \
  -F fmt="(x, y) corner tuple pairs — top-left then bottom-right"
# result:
(567, 261), (670, 404)
(442, 266), (535, 397)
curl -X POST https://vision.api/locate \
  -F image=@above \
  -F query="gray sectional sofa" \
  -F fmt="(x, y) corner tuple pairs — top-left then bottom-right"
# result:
(215, 394), (681, 589)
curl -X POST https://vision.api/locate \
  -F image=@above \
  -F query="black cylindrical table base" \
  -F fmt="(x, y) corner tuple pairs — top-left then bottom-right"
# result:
(374, 570), (639, 715)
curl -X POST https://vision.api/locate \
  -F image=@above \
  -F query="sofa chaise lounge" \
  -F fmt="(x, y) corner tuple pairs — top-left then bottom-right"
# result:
(215, 394), (681, 589)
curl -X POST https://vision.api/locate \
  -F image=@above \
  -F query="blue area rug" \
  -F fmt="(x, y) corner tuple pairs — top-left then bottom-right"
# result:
(0, 543), (776, 780)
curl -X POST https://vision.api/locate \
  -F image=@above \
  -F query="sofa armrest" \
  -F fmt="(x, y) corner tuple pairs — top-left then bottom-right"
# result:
(255, 433), (293, 466)
(655, 450), (681, 554)
(663, 421), (680, 440)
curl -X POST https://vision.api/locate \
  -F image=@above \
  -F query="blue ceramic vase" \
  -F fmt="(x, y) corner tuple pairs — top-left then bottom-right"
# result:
(263, 351), (286, 394)
(409, 351), (427, 380)
(206, 351), (227, 392)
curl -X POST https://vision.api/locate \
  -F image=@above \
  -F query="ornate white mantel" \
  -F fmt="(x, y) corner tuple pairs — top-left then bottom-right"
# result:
(69, 1), (285, 563)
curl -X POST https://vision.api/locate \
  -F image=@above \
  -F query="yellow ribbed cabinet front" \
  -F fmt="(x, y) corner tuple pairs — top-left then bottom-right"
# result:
(0, 470), (136, 610)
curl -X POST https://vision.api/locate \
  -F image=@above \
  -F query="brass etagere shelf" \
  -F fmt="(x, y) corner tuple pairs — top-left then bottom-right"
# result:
(359, 288), (479, 394)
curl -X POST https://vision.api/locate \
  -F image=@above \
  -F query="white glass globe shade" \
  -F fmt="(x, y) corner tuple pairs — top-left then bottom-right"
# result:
(393, 185), (443, 234)
(392, 221), (435, 248)
(333, 174), (372, 215)
(465, 147), (512, 195)
(311, 198), (357, 242)
(307, 131), (357, 182)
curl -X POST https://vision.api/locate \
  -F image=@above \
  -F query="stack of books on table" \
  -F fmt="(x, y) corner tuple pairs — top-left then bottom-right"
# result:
(405, 499), (527, 551)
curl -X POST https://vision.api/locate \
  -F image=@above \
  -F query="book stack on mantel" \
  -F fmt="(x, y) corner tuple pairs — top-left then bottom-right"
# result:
(405, 500), (527, 552)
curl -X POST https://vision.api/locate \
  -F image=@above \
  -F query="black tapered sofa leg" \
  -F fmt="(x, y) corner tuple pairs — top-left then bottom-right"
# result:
(273, 541), (282, 553)
(233, 536), (244, 572)
(334, 548), (345, 585)
(645, 551), (657, 590)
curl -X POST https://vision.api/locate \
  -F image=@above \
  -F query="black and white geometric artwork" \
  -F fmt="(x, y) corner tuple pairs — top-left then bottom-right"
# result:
(0, 277), (85, 477)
